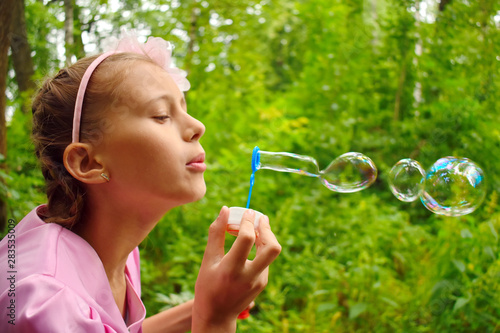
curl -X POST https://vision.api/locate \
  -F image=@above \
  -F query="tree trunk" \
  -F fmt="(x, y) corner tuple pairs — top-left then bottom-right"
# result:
(185, 6), (198, 72)
(394, 59), (407, 122)
(10, 0), (36, 113)
(184, 5), (199, 101)
(73, 4), (86, 59)
(413, 0), (423, 107)
(0, 0), (16, 231)
(64, 0), (74, 65)
(369, 0), (378, 51)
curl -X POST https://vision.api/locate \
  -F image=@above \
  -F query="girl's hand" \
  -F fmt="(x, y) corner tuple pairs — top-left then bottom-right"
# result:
(192, 206), (281, 332)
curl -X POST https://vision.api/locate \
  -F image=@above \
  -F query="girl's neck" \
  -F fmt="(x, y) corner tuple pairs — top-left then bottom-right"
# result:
(72, 196), (166, 318)
(73, 195), (166, 279)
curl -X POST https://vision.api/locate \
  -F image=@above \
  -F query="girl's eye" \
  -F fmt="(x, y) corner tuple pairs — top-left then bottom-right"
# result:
(154, 115), (170, 122)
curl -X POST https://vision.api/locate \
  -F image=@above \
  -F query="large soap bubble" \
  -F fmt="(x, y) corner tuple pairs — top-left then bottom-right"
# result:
(420, 157), (486, 216)
(389, 156), (486, 216)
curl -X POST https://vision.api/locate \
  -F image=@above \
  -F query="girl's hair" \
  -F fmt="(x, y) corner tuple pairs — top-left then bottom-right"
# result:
(32, 53), (156, 229)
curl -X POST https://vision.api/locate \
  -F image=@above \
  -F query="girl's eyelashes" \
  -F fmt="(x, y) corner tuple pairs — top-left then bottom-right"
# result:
(153, 115), (171, 122)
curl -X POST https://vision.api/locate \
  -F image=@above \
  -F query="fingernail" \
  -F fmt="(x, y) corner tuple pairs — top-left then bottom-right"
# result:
(247, 209), (256, 218)
(218, 206), (227, 219)
(258, 215), (269, 230)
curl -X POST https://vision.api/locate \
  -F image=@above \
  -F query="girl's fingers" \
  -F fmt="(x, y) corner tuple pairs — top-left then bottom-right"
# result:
(225, 209), (257, 267)
(202, 206), (229, 263)
(250, 215), (281, 274)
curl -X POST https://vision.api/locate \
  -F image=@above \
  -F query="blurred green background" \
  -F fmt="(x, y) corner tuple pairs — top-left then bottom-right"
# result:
(2, 0), (500, 331)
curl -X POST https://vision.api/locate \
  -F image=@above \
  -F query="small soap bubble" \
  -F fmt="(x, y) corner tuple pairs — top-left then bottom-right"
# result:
(420, 157), (486, 216)
(319, 152), (378, 193)
(388, 158), (426, 202)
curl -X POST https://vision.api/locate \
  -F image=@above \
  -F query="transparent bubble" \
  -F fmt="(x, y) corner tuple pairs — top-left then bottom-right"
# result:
(254, 148), (378, 193)
(319, 152), (378, 193)
(420, 157), (486, 216)
(388, 158), (426, 202)
(257, 150), (320, 177)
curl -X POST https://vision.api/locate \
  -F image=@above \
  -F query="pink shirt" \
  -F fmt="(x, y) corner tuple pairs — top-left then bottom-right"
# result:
(0, 206), (146, 332)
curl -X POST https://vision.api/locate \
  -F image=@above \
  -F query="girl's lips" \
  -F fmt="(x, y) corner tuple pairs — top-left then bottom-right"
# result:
(187, 153), (206, 171)
(186, 162), (207, 172)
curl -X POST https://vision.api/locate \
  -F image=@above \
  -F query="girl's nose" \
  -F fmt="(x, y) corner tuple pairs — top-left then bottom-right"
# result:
(184, 114), (205, 142)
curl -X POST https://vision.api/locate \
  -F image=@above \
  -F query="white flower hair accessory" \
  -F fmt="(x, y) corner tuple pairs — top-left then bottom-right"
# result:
(72, 31), (189, 143)
(111, 31), (190, 92)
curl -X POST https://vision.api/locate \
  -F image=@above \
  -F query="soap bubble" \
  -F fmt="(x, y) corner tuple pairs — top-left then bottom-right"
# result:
(257, 150), (320, 177)
(388, 156), (486, 216)
(388, 159), (426, 202)
(253, 148), (378, 193)
(319, 152), (378, 193)
(420, 157), (486, 216)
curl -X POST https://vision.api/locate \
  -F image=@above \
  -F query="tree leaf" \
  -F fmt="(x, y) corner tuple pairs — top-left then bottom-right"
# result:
(453, 297), (470, 312)
(349, 302), (367, 319)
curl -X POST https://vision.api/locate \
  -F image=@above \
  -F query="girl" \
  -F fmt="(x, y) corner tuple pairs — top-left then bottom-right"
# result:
(0, 34), (281, 332)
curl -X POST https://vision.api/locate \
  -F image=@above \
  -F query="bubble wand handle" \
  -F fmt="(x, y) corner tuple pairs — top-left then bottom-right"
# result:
(246, 173), (255, 209)
(245, 147), (261, 208)
(239, 147), (261, 320)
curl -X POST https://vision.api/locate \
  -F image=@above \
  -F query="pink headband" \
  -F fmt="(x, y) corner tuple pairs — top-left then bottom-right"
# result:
(71, 34), (190, 143)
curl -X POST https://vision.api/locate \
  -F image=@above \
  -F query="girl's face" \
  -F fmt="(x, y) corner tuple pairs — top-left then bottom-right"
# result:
(95, 61), (206, 211)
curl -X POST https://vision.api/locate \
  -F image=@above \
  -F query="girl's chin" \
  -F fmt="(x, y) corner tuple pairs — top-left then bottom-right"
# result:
(182, 184), (207, 204)
(192, 186), (207, 202)
(159, 182), (207, 209)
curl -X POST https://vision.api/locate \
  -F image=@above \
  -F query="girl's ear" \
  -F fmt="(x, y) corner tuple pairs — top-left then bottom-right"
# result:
(63, 143), (107, 184)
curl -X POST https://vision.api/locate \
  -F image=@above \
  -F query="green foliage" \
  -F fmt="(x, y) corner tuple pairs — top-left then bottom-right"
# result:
(4, 0), (500, 331)
(4, 109), (45, 223)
